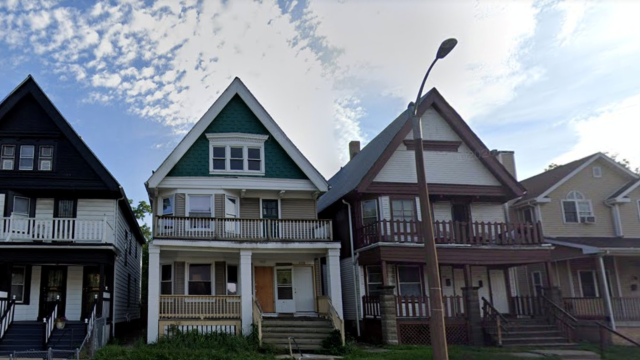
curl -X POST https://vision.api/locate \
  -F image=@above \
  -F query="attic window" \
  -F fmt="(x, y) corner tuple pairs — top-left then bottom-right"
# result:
(593, 166), (602, 178)
(206, 133), (268, 175)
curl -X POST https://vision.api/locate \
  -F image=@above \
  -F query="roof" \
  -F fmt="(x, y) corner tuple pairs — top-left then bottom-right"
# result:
(318, 88), (525, 212)
(146, 77), (328, 192)
(608, 179), (640, 199)
(547, 237), (640, 250)
(0, 76), (146, 245)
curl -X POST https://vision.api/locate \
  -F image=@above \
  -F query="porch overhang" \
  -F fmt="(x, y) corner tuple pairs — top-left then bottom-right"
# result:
(547, 237), (640, 260)
(0, 246), (117, 264)
(151, 239), (341, 252)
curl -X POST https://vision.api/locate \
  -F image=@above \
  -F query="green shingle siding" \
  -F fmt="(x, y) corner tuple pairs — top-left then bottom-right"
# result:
(167, 95), (307, 179)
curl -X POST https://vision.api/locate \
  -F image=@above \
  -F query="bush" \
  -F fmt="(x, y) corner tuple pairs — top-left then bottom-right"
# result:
(320, 329), (353, 356)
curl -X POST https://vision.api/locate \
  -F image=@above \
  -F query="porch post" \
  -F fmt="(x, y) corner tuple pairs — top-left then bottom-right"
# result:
(146, 245), (160, 343)
(327, 249), (343, 318)
(504, 267), (514, 315)
(545, 262), (557, 288)
(597, 255), (616, 330)
(462, 286), (484, 346)
(98, 264), (105, 317)
(379, 285), (398, 345)
(240, 250), (253, 335)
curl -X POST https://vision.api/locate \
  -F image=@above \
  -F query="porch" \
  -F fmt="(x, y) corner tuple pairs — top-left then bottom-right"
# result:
(563, 297), (640, 321)
(1, 217), (110, 243)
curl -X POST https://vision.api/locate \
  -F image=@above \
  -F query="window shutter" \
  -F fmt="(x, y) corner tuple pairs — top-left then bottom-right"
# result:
(415, 197), (422, 221)
(0, 194), (5, 217)
(380, 196), (391, 220)
(157, 198), (163, 216)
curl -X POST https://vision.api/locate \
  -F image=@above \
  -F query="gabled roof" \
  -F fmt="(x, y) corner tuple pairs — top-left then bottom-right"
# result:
(147, 77), (328, 192)
(515, 152), (639, 206)
(608, 179), (640, 202)
(318, 88), (524, 212)
(0, 75), (146, 245)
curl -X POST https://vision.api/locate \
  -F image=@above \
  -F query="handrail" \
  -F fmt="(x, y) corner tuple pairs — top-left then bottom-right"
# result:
(79, 302), (97, 353)
(288, 337), (303, 358)
(252, 297), (263, 346)
(481, 297), (509, 346)
(326, 298), (345, 346)
(597, 321), (640, 359)
(541, 295), (577, 342)
(0, 298), (15, 340)
(44, 303), (58, 346)
(541, 295), (578, 324)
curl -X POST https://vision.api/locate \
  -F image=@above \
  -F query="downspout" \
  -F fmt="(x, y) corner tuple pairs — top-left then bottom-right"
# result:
(604, 200), (623, 237)
(597, 254), (616, 330)
(342, 199), (361, 337)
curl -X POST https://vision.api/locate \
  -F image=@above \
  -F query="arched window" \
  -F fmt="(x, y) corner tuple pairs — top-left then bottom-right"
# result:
(562, 191), (593, 223)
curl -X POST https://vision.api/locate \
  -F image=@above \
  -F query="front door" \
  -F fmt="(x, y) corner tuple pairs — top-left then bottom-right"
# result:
(452, 203), (471, 240)
(262, 200), (279, 238)
(39, 266), (67, 320)
(294, 266), (315, 313)
(54, 199), (76, 239)
(255, 266), (275, 313)
(82, 266), (100, 319)
(275, 267), (295, 313)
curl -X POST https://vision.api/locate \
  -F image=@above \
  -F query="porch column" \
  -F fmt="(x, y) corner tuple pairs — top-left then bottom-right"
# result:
(462, 286), (484, 346)
(146, 245), (160, 343)
(98, 264), (105, 318)
(597, 255), (616, 330)
(240, 250), (253, 335)
(545, 262), (557, 288)
(327, 249), (343, 318)
(379, 285), (398, 345)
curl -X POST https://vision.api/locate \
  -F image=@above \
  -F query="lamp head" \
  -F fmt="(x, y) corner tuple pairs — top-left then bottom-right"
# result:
(436, 38), (458, 59)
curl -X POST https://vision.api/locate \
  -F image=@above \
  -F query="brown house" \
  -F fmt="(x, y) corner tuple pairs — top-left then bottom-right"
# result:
(318, 88), (553, 346)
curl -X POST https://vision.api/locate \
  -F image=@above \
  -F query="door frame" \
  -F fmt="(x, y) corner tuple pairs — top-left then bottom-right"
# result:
(39, 266), (68, 320)
(274, 266), (295, 313)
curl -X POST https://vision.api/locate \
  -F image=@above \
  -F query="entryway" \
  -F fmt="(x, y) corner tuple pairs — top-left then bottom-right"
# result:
(39, 266), (67, 320)
(253, 265), (316, 315)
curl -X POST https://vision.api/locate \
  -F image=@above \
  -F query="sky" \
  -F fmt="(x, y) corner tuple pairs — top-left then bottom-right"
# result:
(0, 0), (639, 208)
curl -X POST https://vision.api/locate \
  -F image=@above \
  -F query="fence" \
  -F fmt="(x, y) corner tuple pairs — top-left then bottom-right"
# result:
(563, 297), (640, 321)
(6, 349), (81, 360)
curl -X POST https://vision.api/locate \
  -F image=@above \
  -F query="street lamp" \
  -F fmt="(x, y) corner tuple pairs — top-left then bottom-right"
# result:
(410, 38), (457, 360)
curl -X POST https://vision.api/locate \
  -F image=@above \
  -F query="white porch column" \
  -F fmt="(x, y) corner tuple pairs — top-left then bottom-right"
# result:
(240, 250), (253, 335)
(326, 249), (343, 318)
(147, 245), (160, 343)
(597, 255), (616, 330)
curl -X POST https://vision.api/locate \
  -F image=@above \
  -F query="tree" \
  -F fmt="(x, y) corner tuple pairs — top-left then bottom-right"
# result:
(129, 199), (152, 326)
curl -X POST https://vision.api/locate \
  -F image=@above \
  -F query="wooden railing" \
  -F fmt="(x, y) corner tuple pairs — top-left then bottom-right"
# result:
(597, 321), (640, 359)
(318, 296), (345, 345)
(356, 220), (543, 248)
(79, 302), (97, 353)
(563, 297), (640, 321)
(44, 303), (58, 346)
(159, 295), (241, 319)
(542, 295), (577, 342)
(362, 296), (381, 318)
(155, 216), (332, 241)
(511, 295), (545, 317)
(2, 217), (107, 243)
(396, 295), (465, 318)
(482, 297), (510, 346)
(252, 297), (263, 346)
(0, 298), (15, 341)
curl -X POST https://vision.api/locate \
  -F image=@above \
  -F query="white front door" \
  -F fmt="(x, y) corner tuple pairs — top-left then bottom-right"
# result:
(275, 267), (295, 313)
(489, 269), (509, 313)
(294, 267), (315, 313)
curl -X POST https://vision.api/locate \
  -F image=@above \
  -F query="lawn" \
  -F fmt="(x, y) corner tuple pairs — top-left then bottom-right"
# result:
(344, 345), (552, 360)
(578, 343), (640, 360)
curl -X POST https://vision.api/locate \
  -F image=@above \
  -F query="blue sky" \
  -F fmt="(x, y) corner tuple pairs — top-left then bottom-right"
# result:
(0, 0), (639, 207)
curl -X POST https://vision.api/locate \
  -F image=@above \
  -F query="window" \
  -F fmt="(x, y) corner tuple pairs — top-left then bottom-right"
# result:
(361, 199), (378, 225)
(188, 195), (212, 229)
(56, 199), (75, 218)
(531, 271), (543, 296)
(366, 266), (383, 296)
(162, 197), (174, 216)
(276, 268), (293, 300)
(11, 266), (26, 302)
(578, 270), (612, 298)
(2, 145), (15, 170)
(13, 196), (30, 217)
(18, 145), (34, 170)
(39, 146), (53, 171)
(562, 191), (593, 223)
(593, 166), (602, 178)
(227, 265), (238, 295)
(206, 133), (268, 174)
(391, 199), (415, 235)
(161, 264), (172, 295)
(188, 264), (211, 295)
(522, 208), (535, 223)
(397, 266), (422, 296)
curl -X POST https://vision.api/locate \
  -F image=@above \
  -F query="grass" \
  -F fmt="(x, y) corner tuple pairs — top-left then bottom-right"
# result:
(344, 345), (558, 360)
(577, 342), (640, 360)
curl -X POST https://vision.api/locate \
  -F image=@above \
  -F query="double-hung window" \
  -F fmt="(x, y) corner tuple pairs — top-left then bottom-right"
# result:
(562, 191), (593, 223)
(13, 196), (30, 217)
(361, 199), (378, 226)
(18, 145), (34, 170)
(391, 199), (415, 238)
(207, 133), (268, 174)
(188, 264), (211, 295)
(227, 265), (238, 295)
(397, 266), (422, 296)
(366, 266), (383, 296)
(11, 266), (26, 302)
(1, 145), (15, 170)
(160, 264), (172, 295)
(38, 146), (53, 171)
(188, 195), (212, 229)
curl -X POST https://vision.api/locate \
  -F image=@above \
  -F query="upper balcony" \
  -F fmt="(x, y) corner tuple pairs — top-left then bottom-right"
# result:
(154, 216), (333, 241)
(356, 219), (544, 249)
(1, 217), (110, 243)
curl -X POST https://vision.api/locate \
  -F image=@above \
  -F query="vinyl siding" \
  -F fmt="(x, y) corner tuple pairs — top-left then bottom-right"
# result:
(540, 158), (632, 237)
(240, 198), (260, 218)
(432, 202), (452, 221)
(35, 198), (54, 217)
(373, 108), (500, 186)
(281, 199), (316, 219)
(618, 186), (640, 237)
(113, 205), (142, 326)
(470, 203), (505, 223)
(613, 257), (640, 297)
(77, 199), (116, 244)
(175, 194), (186, 217)
(341, 257), (357, 321)
(174, 262), (185, 295)
(65, 266), (83, 321)
(13, 266), (41, 321)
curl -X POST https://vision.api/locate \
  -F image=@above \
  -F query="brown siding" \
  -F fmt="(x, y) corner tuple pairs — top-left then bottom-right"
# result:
(281, 199), (317, 219)
(174, 262), (185, 295)
(215, 194), (224, 218)
(215, 262), (226, 295)
(175, 194), (186, 217)
(240, 198), (260, 218)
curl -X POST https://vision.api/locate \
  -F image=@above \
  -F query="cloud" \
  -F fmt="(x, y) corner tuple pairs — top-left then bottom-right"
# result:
(555, 0), (592, 46)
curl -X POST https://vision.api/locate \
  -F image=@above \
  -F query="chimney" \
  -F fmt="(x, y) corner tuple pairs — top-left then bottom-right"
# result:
(349, 141), (361, 160)
(492, 150), (517, 179)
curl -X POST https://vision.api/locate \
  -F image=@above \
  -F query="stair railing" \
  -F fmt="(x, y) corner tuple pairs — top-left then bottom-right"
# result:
(79, 302), (98, 354)
(596, 321), (640, 359)
(0, 297), (15, 341)
(481, 297), (510, 346)
(252, 297), (263, 346)
(43, 303), (58, 347)
(540, 295), (577, 342)
(321, 297), (345, 346)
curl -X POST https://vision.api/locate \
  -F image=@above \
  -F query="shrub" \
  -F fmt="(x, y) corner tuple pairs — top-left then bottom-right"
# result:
(320, 329), (353, 356)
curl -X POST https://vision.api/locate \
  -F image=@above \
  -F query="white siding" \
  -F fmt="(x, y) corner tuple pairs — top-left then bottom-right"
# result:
(340, 257), (358, 321)
(453, 268), (465, 296)
(489, 269), (509, 313)
(379, 196), (391, 220)
(441, 266), (454, 296)
(433, 202), (452, 221)
(471, 266), (489, 314)
(65, 266), (83, 321)
(13, 266), (41, 321)
(470, 203), (505, 223)
(77, 199), (116, 244)
(113, 205), (142, 327)
(407, 108), (462, 142)
(35, 198), (54, 218)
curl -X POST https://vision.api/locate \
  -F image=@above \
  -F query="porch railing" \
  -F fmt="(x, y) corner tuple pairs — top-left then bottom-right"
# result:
(159, 295), (241, 319)
(482, 297), (510, 346)
(44, 303), (58, 346)
(252, 297), (263, 346)
(542, 295), (577, 342)
(362, 296), (381, 318)
(317, 296), (345, 345)
(2, 217), (107, 243)
(510, 295), (545, 317)
(362, 295), (465, 319)
(0, 298), (15, 341)
(79, 302), (97, 354)
(155, 216), (332, 241)
(356, 220), (543, 248)
(563, 297), (640, 321)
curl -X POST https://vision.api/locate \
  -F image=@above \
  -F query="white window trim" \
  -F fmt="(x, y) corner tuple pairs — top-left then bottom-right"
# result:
(531, 271), (543, 296)
(18, 145), (35, 171)
(593, 166), (602, 178)
(160, 263), (173, 295)
(186, 263), (215, 296)
(366, 265), (383, 296)
(207, 133), (268, 175)
(13, 196), (30, 217)
(561, 197), (594, 224)
(225, 195), (239, 218)
(38, 146), (53, 171)
(161, 195), (175, 216)
(578, 270), (599, 297)
(259, 198), (281, 219)
(11, 266), (26, 303)
(1, 145), (15, 171)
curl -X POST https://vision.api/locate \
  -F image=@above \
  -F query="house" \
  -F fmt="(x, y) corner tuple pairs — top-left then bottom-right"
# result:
(0, 76), (145, 353)
(317, 88), (554, 346)
(510, 152), (640, 337)
(145, 77), (343, 350)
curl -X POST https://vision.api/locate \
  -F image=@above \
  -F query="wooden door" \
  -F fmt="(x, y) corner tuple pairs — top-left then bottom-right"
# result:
(255, 266), (275, 313)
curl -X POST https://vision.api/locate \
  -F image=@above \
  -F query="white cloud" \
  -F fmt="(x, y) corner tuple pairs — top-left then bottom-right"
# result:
(91, 73), (122, 88)
(555, 0), (592, 46)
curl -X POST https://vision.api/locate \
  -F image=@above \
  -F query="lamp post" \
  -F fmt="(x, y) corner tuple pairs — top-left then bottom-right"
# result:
(410, 38), (457, 360)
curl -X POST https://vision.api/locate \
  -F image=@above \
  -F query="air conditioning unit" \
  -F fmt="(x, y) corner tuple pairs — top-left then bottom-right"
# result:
(581, 216), (596, 224)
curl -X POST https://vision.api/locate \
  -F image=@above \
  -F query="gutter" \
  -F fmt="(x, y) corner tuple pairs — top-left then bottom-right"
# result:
(342, 199), (361, 337)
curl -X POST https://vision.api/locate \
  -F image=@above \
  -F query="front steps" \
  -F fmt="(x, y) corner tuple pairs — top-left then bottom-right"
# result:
(261, 317), (334, 351)
(0, 321), (45, 355)
(46, 321), (87, 350)
(485, 318), (577, 348)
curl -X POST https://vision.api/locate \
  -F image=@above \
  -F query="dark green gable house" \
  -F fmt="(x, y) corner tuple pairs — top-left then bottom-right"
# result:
(145, 77), (344, 349)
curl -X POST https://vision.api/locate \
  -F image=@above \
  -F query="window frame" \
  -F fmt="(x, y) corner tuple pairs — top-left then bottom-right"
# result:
(186, 194), (214, 230)
(187, 263), (213, 295)
(160, 263), (173, 295)
(361, 199), (379, 226)
(562, 191), (593, 223)
(593, 166), (602, 178)
(578, 270), (613, 298)
(366, 265), (383, 296)
(18, 145), (35, 171)
(206, 133), (268, 175)
(227, 264), (238, 295)
(13, 196), (30, 217)
(11, 266), (26, 303)
(531, 271), (543, 296)
(38, 145), (54, 171)
(396, 265), (424, 296)
(1, 145), (15, 170)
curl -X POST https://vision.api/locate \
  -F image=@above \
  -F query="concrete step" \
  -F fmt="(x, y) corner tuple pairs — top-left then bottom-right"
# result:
(502, 342), (580, 348)
(263, 332), (329, 339)
(262, 325), (333, 333)
(501, 336), (571, 345)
